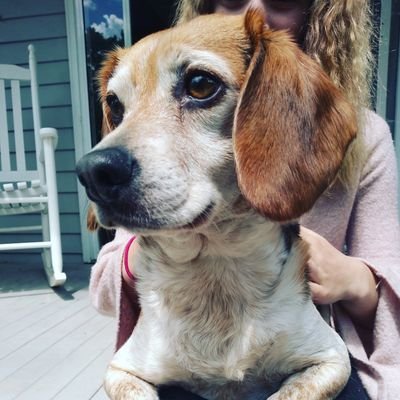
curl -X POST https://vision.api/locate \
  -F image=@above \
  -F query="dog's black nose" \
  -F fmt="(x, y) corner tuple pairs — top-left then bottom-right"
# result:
(76, 147), (136, 204)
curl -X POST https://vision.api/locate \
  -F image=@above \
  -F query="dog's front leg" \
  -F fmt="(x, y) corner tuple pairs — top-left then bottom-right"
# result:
(267, 358), (350, 400)
(104, 365), (159, 400)
(103, 314), (179, 400)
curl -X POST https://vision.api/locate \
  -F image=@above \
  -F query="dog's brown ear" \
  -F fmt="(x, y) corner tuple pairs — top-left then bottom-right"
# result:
(233, 9), (357, 221)
(87, 205), (99, 231)
(98, 48), (126, 135)
(86, 48), (126, 231)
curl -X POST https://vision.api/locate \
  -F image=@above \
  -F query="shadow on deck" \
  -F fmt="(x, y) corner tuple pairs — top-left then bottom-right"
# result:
(0, 262), (91, 298)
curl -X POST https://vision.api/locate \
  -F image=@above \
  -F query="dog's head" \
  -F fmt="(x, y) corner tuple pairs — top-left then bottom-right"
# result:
(77, 10), (356, 233)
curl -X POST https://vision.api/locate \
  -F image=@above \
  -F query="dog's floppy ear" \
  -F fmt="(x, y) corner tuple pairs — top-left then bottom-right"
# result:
(87, 206), (99, 231)
(233, 9), (357, 221)
(86, 48), (126, 231)
(98, 48), (126, 135)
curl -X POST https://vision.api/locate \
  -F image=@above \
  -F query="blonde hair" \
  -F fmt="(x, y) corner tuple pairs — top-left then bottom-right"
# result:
(175, 0), (375, 184)
(305, 0), (374, 112)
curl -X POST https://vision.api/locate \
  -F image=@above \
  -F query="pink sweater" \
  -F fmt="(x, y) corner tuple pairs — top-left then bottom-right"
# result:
(89, 110), (400, 400)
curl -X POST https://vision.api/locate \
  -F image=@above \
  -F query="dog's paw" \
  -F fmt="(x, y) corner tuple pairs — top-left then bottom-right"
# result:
(266, 387), (335, 400)
(267, 391), (304, 400)
(104, 366), (159, 400)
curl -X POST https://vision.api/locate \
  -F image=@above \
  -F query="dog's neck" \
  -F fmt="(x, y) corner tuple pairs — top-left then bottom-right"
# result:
(138, 210), (296, 268)
(134, 210), (307, 360)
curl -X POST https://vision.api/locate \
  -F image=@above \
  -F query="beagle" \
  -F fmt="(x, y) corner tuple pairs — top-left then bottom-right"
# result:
(77, 9), (356, 400)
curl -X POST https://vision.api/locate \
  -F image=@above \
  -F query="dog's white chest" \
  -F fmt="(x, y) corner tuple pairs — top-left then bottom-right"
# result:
(133, 250), (302, 383)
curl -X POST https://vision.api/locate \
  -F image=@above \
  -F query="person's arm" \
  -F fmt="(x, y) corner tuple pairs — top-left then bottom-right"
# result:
(89, 228), (133, 316)
(89, 227), (142, 350)
(301, 112), (400, 353)
(342, 113), (400, 351)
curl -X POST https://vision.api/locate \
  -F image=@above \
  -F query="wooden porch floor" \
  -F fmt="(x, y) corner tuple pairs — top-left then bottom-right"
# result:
(0, 262), (115, 399)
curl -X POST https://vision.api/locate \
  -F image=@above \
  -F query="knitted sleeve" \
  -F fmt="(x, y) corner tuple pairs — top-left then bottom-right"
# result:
(89, 228), (132, 317)
(346, 112), (400, 277)
(339, 111), (400, 399)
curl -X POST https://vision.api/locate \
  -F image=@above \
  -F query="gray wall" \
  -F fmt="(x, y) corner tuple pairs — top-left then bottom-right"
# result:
(0, 0), (83, 264)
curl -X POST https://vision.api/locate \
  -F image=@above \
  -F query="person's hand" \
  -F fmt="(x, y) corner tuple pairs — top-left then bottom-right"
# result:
(300, 227), (378, 328)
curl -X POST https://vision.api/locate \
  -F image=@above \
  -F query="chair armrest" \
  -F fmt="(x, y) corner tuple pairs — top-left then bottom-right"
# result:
(39, 127), (58, 165)
(40, 127), (58, 148)
(38, 127), (59, 184)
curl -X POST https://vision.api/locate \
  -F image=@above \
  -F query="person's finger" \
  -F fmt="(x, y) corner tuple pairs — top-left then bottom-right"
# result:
(306, 260), (321, 283)
(308, 281), (328, 304)
(300, 225), (317, 241)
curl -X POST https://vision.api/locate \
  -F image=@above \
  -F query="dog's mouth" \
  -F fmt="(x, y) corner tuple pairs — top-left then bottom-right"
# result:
(96, 202), (216, 232)
(178, 202), (215, 230)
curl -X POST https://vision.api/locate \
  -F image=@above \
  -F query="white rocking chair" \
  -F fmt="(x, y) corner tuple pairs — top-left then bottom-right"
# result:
(0, 45), (66, 287)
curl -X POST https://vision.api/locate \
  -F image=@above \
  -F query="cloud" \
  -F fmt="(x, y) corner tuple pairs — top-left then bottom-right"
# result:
(91, 14), (124, 40)
(83, 0), (96, 10)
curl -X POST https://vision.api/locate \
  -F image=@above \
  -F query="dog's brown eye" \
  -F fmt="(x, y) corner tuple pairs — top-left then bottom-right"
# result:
(106, 93), (124, 126)
(186, 73), (220, 100)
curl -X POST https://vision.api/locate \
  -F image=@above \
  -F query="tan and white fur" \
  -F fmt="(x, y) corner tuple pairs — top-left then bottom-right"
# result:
(76, 10), (357, 400)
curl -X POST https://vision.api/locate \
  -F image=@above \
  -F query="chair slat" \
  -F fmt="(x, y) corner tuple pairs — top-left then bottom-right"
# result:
(11, 80), (27, 172)
(0, 79), (11, 172)
(0, 64), (30, 81)
(0, 170), (40, 183)
(0, 197), (48, 204)
(29, 45), (43, 177)
(0, 204), (45, 216)
(17, 181), (28, 190)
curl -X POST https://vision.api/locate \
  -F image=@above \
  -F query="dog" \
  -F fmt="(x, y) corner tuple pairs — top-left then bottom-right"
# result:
(76, 9), (356, 400)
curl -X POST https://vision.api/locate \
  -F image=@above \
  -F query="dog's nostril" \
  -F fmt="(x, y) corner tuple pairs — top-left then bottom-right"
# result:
(76, 147), (136, 202)
(92, 155), (132, 187)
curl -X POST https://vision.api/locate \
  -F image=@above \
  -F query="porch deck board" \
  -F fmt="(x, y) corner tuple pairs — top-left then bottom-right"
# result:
(0, 262), (115, 399)
(91, 387), (110, 400)
(0, 291), (59, 328)
(0, 289), (90, 349)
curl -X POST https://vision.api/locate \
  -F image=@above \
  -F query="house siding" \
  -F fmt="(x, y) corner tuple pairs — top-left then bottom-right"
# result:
(0, 0), (83, 264)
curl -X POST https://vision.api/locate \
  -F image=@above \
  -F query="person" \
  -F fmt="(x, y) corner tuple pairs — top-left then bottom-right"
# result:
(89, 1), (400, 399)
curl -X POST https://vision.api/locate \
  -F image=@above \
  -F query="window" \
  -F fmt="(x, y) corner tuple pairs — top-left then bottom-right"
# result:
(83, 0), (126, 146)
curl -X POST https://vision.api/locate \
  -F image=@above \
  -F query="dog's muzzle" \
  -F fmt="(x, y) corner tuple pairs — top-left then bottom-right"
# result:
(76, 147), (216, 231)
(76, 147), (137, 206)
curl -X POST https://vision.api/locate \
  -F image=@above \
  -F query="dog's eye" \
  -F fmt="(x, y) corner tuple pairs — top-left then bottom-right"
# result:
(106, 93), (124, 126)
(185, 73), (221, 101)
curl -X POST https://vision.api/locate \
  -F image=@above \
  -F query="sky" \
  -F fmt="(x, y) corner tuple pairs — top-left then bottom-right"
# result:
(83, 0), (124, 39)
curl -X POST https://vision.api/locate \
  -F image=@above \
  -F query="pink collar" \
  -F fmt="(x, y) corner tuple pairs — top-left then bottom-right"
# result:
(123, 236), (136, 281)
